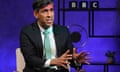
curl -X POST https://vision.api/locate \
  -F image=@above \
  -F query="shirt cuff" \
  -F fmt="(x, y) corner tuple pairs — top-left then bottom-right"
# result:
(44, 59), (51, 67)
(74, 60), (81, 66)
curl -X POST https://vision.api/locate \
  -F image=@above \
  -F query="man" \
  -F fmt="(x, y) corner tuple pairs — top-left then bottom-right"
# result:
(20, 0), (89, 72)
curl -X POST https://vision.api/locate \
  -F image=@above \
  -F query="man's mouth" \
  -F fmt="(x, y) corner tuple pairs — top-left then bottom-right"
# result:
(46, 19), (53, 23)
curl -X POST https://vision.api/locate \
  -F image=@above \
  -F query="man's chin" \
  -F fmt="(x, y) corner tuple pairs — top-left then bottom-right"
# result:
(42, 23), (53, 29)
(46, 22), (53, 26)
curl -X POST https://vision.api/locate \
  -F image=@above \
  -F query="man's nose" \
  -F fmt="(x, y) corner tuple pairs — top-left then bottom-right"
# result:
(47, 16), (51, 18)
(47, 11), (52, 18)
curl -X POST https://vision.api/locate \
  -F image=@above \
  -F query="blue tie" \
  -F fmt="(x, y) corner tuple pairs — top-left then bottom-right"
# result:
(43, 30), (51, 59)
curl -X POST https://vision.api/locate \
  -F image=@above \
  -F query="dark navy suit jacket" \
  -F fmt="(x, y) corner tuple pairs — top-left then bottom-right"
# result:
(20, 22), (77, 72)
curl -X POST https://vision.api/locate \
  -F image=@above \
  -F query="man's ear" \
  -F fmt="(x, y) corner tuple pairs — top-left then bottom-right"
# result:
(33, 10), (39, 19)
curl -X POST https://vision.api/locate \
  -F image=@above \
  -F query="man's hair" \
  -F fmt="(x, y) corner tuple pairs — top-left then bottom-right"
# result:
(32, 0), (53, 11)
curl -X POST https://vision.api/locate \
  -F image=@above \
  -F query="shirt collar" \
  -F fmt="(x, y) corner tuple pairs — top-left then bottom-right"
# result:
(37, 22), (53, 34)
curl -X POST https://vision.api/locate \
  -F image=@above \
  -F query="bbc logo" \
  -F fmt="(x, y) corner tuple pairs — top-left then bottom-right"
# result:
(69, 1), (99, 9)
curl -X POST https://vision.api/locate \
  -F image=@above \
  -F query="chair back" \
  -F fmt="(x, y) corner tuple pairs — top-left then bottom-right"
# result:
(16, 48), (25, 72)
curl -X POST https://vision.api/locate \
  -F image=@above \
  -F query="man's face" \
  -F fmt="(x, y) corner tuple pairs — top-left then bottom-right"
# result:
(34, 3), (54, 28)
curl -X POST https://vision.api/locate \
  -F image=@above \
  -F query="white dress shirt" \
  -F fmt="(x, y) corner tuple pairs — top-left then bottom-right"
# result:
(38, 24), (71, 71)
(38, 24), (57, 69)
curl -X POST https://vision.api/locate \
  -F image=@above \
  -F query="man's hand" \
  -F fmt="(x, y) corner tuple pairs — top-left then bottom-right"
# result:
(73, 48), (90, 64)
(50, 49), (72, 69)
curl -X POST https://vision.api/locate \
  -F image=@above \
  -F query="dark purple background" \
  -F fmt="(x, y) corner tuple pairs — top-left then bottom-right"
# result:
(0, 0), (120, 72)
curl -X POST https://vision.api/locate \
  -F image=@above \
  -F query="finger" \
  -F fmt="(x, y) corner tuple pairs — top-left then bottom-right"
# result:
(84, 61), (90, 64)
(77, 52), (84, 57)
(78, 53), (88, 58)
(65, 57), (72, 60)
(60, 64), (68, 69)
(75, 52), (83, 59)
(84, 57), (91, 60)
(61, 60), (71, 64)
(64, 54), (72, 58)
(77, 55), (89, 60)
(73, 48), (76, 54)
(66, 54), (72, 57)
(82, 52), (90, 57)
(64, 49), (70, 54)
(80, 52), (87, 55)
(62, 57), (72, 60)
(62, 49), (70, 56)
(81, 52), (88, 57)
(76, 57), (90, 63)
(77, 52), (88, 58)
(65, 60), (71, 64)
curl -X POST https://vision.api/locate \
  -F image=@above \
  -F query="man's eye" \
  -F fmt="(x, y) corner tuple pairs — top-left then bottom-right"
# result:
(42, 10), (48, 13)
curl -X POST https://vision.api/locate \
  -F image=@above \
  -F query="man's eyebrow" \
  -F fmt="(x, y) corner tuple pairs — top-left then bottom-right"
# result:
(42, 9), (48, 12)
(41, 7), (54, 12)
(50, 8), (54, 10)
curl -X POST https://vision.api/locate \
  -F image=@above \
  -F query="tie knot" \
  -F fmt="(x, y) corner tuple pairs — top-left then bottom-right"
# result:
(43, 30), (50, 35)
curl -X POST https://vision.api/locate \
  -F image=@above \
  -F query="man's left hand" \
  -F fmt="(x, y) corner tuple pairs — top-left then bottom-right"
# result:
(72, 48), (90, 64)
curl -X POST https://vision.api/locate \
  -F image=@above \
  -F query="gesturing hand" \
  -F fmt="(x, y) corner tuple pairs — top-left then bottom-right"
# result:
(73, 48), (90, 64)
(50, 49), (72, 69)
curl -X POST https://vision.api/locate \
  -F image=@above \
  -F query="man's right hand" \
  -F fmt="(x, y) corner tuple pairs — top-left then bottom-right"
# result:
(50, 49), (72, 69)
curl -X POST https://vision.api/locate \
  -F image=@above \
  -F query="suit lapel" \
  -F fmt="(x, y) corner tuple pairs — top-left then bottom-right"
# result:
(32, 23), (44, 57)
(33, 23), (62, 57)
(53, 25), (61, 57)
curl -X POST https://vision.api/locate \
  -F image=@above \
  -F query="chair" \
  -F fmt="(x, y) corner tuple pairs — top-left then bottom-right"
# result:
(15, 48), (85, 72)
(16, 48), (25, 72)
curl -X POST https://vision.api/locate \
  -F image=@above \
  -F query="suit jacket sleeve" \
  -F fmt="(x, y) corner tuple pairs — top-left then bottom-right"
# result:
(20, 26), (45, 69)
